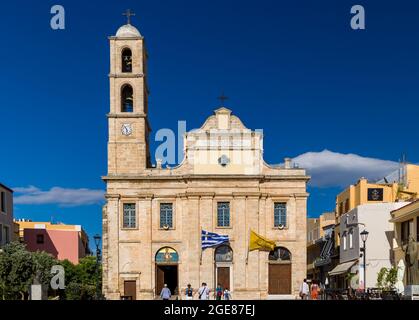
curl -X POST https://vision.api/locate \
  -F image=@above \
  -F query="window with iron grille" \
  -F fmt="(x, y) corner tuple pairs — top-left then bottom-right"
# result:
(274, 202), (286, 227)
(160, 203), (173, 229)
(123, 203), (136, 228)
(217, 202), (230, 227)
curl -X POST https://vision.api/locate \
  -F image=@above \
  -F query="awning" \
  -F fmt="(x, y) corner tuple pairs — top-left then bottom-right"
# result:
(328, 260), (357, 276)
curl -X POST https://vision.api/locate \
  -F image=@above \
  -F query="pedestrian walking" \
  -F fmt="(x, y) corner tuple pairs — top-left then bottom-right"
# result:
(185, 284), (194, 300)
(215, 283), (223, 300)
(299, 279), (309, 300)
(223, 288), (231, 300)
(311, 280), (319, 300)
(160, 284), (171, 300)
(198, 282), (210, 300)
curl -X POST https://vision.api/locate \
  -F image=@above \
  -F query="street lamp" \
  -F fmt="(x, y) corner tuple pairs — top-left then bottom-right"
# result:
(93, 234), (102, 300)
(360, 230), (369, 293)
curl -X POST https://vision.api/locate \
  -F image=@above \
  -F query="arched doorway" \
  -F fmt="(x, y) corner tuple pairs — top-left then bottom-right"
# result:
(268, 247), (292, 294)
(155, 247), (179, 296)
(214, 245), (233, 291)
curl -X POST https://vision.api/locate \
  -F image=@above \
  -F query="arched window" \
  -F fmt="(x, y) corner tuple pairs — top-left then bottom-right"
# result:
(122, 48), (132, 73)
(121, 85), (133, 112)
(215, 245), (233, 262)
(268, 247), (291, 262)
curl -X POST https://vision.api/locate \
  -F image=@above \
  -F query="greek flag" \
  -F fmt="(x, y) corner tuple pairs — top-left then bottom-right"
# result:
(201, 230), (229, 249)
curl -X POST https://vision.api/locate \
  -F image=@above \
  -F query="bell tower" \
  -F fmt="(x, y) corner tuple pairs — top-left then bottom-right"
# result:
(107, 11), (151, 175)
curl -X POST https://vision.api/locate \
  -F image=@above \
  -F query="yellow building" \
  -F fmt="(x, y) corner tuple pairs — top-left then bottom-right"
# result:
(336, 164), (419, 218)
(15, 219), (88, 242)
(390, 200), (419, 288)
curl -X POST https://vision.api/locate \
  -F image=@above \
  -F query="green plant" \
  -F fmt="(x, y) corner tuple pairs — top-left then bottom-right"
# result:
(376, 266), (398, 291)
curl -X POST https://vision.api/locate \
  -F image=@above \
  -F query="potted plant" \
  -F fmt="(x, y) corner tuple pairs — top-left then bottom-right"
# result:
(377, 267), (399, 300)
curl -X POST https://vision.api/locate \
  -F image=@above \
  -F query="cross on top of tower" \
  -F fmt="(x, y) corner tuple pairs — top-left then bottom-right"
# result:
(217, 92), (228, 106)
(123, 9), (136, 25)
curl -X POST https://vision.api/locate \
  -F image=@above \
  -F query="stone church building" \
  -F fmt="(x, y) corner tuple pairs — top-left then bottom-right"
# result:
(102, 20), (309, 300)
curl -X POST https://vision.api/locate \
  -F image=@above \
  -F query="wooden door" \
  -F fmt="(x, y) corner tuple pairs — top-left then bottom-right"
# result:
(268, 264), (291, 294)
(124, 280), (136, 300)
(156, 265), (165, 296)
(217, 267), (230, 290)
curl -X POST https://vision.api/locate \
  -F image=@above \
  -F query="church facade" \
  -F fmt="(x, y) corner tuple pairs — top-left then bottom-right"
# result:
(102, 20), (309, 300)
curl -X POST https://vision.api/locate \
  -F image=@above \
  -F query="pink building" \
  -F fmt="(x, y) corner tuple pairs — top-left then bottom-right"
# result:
(18, 221), (90, 264)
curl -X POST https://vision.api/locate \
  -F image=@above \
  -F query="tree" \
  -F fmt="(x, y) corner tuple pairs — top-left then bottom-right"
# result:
(58, 256), (102, 300)
(0, 242), (102, 300)
(0, 242), (35, 300)
(32, 250), (57, 287)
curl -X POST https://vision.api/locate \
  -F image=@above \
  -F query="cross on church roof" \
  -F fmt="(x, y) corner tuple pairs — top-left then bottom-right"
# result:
(123, 9), (136, 25)
(217, 92), (228, 106)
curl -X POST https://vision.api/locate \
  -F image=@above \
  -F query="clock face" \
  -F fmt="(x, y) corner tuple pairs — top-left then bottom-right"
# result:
(121, 123), (133, 136)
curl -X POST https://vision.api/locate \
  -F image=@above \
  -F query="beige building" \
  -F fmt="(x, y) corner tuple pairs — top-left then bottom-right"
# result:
(102, 21), (309, 300)
(390, 200), (419, 289)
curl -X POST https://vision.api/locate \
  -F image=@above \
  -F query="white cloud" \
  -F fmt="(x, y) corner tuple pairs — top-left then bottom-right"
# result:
(292, 149), (399, 188)
(14, 186), (105, 206)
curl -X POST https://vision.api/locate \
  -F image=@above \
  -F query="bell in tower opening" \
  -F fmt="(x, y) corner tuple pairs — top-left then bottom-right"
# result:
(122, 48), (132, 73)
(121, 84), (133, 112)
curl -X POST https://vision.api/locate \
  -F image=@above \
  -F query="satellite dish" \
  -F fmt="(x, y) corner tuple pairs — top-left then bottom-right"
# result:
(278, 224), (285, 230)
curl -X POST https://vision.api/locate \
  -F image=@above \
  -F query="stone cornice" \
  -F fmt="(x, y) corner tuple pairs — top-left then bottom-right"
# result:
(108, 73), (144, 78)
(105, 193), (120, 199)
(108, 36), (144, 40)
(102, 174), (310, 182)
(137, 193), (154, 200)
(107, 112), (147, 118)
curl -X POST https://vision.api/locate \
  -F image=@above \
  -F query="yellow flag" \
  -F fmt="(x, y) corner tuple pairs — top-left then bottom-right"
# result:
(249, 230), (276, 252)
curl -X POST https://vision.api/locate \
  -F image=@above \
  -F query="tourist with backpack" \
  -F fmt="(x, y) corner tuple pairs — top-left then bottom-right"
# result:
(185, 284), (194, 300)
(215, 284), (223, 300)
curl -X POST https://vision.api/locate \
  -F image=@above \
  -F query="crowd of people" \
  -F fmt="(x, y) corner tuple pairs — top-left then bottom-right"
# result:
(160, 282), (232, 300)
(160, 278), (325, 300)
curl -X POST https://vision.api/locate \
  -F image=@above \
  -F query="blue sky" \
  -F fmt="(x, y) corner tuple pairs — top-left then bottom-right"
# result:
(0, 0), (418, 247)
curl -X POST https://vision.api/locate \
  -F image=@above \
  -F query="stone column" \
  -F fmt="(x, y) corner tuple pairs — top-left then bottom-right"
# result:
(139, 194), (153, 299)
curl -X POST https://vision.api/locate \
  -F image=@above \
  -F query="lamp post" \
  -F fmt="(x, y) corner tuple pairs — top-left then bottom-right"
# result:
(360, 230), (369, 294)
(93, 234), (102, 300)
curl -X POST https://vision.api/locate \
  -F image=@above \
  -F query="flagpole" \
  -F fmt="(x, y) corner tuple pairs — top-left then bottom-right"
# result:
(246, 228), (250, 264)
(199, 226), (202, 265)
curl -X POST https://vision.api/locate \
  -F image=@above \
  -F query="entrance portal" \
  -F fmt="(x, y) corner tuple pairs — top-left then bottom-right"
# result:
(155, 247), (179, 297)
(268, 247), (292, 295)
(217, 267), (230, 290)
(156, 265), (178, 296)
